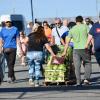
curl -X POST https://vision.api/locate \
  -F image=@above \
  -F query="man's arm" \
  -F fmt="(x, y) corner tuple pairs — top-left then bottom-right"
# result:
(85, 34), (93, 48)
(60, 38), (65, 45)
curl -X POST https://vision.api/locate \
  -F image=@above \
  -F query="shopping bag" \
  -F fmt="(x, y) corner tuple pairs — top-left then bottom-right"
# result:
(52, 56), (65, 64)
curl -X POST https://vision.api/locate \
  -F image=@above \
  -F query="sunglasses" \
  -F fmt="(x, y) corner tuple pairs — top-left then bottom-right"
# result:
(85, 20), (89, 22)
(55, 23), (60, 25)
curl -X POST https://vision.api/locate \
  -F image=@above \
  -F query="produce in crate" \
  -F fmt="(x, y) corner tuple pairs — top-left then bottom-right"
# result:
(44, 45), (71, 83)
(58, 64), (66, 71)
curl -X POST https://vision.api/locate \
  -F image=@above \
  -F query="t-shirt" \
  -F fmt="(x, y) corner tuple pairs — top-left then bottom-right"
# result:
(89, 22), (100, 51)
(44, 27), (52, 41)
(52, 26), (68, 45)
(68, 24), (89, 49)
(61, 31), (74, 47)
(28, 33), (48, 51)
(0, 26), (19, 48)
(61, 31), (69, 39)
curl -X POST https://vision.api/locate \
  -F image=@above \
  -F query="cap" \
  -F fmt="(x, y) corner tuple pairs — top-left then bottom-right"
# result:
(0, 15), (11, 22)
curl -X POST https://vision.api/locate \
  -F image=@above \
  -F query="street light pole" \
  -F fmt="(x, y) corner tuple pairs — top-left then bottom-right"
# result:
(96, 0), (98, 19)
(30, 0), (34, 23)
(96, 0), (100, 20)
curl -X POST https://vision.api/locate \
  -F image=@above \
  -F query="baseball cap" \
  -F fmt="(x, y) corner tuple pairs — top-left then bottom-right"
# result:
(0, 15), (11, 22)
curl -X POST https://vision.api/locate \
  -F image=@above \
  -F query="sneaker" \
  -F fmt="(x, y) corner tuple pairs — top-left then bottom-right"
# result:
(35, 80), (39, 87)
(11, 76), (16, 81)
(7, 77), (15, 83)
(75, 83), (82, 87)
(83, 79), (90, 85)
(21, 63), (26, 66)
(35, 83), (39, 87)
(29, 79), (34, 86)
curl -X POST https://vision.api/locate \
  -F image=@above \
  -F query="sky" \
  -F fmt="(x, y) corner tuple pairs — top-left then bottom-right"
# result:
(0, 0), (100, 21)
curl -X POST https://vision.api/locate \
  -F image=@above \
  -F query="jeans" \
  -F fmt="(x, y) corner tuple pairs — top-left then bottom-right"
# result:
(0, 53), (5, 81)
(73, 49), (91, 84)
(27, 51), (43, 80)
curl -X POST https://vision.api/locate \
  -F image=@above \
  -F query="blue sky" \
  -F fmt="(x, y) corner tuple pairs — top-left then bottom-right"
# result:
(0, 0), (100, 21)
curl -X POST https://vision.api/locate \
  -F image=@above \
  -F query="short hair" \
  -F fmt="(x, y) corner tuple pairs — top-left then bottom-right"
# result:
(85, 18), (91, 22)
(55, 17), (61, 23)
(43, 21), (48, 24)
(67, 22), (76, 29)
(76, 16), (83, 23)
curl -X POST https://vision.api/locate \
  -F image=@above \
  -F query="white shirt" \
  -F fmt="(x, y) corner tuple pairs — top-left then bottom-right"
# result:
(52, 26), (69, 45)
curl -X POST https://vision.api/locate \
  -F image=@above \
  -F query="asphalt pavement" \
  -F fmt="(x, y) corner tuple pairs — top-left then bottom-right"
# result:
(0, 55), (100, 100)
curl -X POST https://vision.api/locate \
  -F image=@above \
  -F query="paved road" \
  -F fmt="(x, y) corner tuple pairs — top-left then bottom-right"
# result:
(0, 56), (100, 100)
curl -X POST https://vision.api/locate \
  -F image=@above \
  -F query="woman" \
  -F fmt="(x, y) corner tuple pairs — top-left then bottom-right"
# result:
(17, 31), (28, 66)
(25, 24), (56, 87)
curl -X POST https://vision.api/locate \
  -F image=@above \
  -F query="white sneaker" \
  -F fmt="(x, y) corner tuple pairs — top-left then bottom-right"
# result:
(35, 83), (39, 87)
(35, 80), (39, 87)
(83, 79), (90, 85)
(29, 79), (34, 86)
(21, 63), (26, 66)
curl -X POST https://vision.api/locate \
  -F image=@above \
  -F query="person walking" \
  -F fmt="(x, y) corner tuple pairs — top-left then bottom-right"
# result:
(62, 16), (92, 86)
(85, 18), (100, 66)
(25, 24), (56, 87)
(0, 17), (22, 83)
(17, 31), (28, 66)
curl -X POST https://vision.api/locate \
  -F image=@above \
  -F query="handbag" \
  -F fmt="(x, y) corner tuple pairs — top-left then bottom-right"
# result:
(52, 56), (65, 64)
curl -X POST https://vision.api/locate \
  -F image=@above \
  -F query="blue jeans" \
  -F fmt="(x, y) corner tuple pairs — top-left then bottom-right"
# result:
(27, 51), (43, 80)
(0, 53), (6, 81)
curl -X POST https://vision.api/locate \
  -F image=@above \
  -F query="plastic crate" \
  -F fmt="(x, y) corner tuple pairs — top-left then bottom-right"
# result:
(44, 69), (66, 82)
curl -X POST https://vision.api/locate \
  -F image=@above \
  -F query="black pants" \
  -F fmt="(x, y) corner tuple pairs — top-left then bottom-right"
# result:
(4, 49), (16, 78)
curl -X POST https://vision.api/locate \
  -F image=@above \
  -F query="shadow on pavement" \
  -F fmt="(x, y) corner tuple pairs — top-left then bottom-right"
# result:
(0, 85), (100, 93)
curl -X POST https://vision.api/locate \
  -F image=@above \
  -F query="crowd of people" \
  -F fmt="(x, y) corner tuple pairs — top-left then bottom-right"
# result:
(0, 15), (100, 87)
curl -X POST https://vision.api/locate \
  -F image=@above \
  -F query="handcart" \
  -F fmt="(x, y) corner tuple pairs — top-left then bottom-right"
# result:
(44, 56), (68, 86)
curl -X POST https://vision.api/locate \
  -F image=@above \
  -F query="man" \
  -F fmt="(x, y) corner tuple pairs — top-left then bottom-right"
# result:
(0, 17), (22, 83)
(85, 18), (100, 66)
(52, 18), (68, 45)
(62, 16), (91, 86)
(85, 18), (93, 30)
